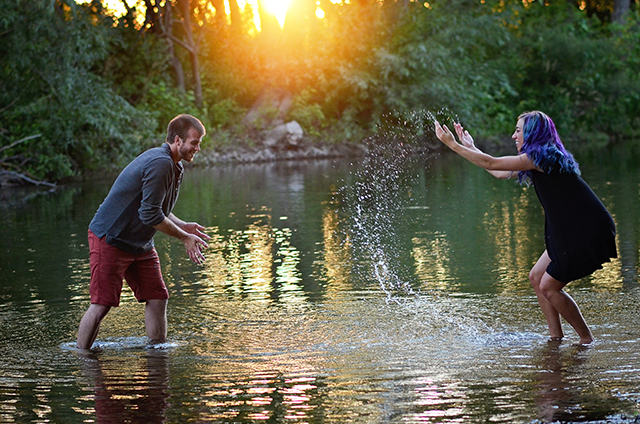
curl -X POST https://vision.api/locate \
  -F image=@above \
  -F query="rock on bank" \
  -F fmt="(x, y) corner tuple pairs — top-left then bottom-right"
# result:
(195, 120), (369, 166)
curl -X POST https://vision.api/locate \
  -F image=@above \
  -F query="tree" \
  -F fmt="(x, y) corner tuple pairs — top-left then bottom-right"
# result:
(0, 0), (154, 182)
(612, 0), (631, 23)
(175, 0), (204, 108)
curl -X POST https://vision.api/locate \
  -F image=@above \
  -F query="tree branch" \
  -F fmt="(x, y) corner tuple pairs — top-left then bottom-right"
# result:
(121, 0), (133, 14)
(0, 134), (42, 155)
(0, 170), (56, 187)
(163, 30), (196, 54)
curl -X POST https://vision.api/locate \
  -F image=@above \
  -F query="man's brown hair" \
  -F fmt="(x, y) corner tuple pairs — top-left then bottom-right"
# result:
(166, 114), (206, 144)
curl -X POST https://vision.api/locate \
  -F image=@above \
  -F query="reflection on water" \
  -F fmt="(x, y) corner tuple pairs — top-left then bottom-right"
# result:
(532, 343), (633, 423)
(1, 149), (640, 423)
(412, 231), (453, 291)
(77, 348), (170, 423)
(320, 206), (354, 295)
(188, 208), (306, 305)
(484, 189), (537, 293)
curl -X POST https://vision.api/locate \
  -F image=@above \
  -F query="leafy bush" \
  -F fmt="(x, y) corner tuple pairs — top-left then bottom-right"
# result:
(507, 3), (640, 144)
(287, 89), (326, 137)
(2, 0), (640, 183)
(0, 0), (155, 180)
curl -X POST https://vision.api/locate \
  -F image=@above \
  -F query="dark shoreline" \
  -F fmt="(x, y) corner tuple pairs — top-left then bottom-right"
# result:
(195, 140), (370, 166)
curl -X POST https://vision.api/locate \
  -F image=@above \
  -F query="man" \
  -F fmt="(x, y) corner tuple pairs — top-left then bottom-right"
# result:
(76, 114), (211, 350)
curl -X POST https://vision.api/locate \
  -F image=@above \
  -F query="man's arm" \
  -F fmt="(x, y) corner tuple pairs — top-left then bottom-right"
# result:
(168, 213), (210, 240)
(154, 216), (209, 265)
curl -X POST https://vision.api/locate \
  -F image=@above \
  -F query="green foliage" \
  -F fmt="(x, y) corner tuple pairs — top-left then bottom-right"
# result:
(2, 0), (640, 183)
(207, 97), (245, 129)
(0, 0), (155, 180)
(511, 3), (640, 144)
(97, 12), (173, 108)
(287, 89), (326, 137)
(304, 0), (640, 146)
(384, 0), (518, 136)
(143, 82), (201, 130)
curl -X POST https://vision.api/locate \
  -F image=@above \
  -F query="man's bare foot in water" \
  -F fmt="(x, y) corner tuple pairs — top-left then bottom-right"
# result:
(577, 336), (594, 345)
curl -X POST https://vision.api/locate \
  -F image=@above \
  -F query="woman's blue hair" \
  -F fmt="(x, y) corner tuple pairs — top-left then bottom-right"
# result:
(517, 111), (580, 185)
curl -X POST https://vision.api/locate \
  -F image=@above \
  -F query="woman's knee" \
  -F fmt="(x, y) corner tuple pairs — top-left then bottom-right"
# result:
(539, 277), (564, 300)
(529, 268), (543, 289)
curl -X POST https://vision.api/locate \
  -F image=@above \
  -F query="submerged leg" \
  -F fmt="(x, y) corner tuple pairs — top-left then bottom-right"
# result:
(145, 299), (168, 344)
(539, 274), (593, 344)
(77, 303), (111, 349)
(529, 251), (564, 340)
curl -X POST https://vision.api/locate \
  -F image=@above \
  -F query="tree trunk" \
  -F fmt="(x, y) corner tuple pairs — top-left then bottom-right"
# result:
(208, 0), (229, 29)
(189, 49), (203, 109)
(177, 0), (203, 109)
(227, 0), (242, 34)
(164, 1), (186, 93)
(143, 0), (160, 33)
(612, 0), (630, 24)
(283, 0), (315, 47)
(257, 0), (280, 38)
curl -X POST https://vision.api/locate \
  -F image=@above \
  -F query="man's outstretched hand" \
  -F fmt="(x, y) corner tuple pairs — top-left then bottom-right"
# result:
(181, 223), (210, 265)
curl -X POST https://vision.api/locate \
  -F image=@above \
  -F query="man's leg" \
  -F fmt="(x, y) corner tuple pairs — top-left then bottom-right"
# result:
(77, 304), (111, 349)
(145, 299), (168, 344)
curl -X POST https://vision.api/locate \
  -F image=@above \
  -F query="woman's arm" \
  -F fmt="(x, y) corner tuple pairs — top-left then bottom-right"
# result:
(486, 170), (517, 179)
(453, 123), (517, 179)
(435, 121), (536, 172)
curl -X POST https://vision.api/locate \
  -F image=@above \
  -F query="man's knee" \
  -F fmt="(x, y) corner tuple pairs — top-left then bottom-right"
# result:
(87, 303), (111, 321)
(145, 299), (168, 320)
(145, 299), (167, 310)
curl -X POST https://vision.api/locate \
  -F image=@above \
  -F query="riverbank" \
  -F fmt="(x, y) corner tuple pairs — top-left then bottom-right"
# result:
(194, 119), (447, 166)
(195, 138), (370, 166)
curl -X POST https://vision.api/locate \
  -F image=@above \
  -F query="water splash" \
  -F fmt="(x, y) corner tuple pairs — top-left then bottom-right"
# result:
(60, 337), (182, 352)
(377, 107), (460, 150)
(337, 108), (459, 302)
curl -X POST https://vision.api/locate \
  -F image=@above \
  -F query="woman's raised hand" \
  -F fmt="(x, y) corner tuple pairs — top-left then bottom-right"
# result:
(434, 121), (458, 149)
(455, 123), (478, 151)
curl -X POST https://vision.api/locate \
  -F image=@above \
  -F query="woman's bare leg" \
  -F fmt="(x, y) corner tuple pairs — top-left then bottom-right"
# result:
(539, 273), (594, 344)
(529, 251), (564, 340)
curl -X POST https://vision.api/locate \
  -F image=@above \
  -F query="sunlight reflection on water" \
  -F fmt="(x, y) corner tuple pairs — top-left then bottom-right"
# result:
(1, 151), (640, 422)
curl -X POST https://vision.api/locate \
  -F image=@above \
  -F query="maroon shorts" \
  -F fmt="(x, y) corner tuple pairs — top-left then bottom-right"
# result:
(88, 229), (169, 307)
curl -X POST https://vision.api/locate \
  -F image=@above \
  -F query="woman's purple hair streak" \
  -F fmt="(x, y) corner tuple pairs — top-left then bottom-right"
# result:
(517, 111), (580, 185)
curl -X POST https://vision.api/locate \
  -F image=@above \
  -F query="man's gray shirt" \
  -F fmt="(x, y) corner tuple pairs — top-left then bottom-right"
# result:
(89, 143), (184, 255)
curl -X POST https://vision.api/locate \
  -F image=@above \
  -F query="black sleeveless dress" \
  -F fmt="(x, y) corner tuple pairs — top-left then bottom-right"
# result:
(531, 166), (617, 283)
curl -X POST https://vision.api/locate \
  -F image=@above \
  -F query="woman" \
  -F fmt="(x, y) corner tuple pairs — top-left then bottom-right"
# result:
(435, 111), (616, 344)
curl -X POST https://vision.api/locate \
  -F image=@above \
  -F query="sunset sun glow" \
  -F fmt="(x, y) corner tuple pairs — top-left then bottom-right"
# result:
(263, 0), (291, 28)
(76, 0), (300, 33)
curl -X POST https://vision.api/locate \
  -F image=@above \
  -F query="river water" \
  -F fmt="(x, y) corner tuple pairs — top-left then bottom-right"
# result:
(1, 144), (640, 423)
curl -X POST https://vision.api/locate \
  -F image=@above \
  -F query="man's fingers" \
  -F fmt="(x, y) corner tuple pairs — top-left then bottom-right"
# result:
(190, 249), (204, 265)
(197, 229), (211, 240)
(185, 235), (207, 264)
